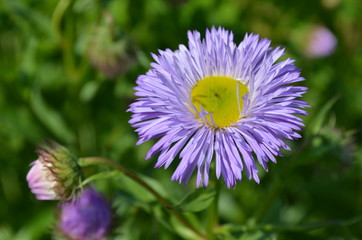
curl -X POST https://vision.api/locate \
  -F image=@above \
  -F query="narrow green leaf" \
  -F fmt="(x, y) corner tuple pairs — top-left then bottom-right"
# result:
(308, 95), (339, 135)
(81, 170), (122, 187)
(30, 91), (75, 143)
(151, 205), (174, 232)
(115, 175), (156, 203)
(79, 81), (101, 102)
(172, 188), (216, 212)
(170, 214), (203, 240)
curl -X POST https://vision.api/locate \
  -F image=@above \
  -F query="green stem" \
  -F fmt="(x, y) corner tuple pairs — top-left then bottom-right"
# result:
(63, 11), (77, 79)
(79, 157), (204, 238)
(254, 177), (281, 224)
(206, 176), (220, 240)
(254, 137), (312, 223)
(52, 0), (84, 81)
(51, 0), (74, 40)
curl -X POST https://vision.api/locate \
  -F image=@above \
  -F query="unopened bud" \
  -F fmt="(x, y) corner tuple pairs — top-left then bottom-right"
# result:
(59, 188), (112, 240)
(26, 141), (83, 201)
(88, 12), (135, 79)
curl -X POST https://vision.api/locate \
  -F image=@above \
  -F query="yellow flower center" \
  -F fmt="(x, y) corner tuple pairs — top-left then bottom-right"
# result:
(191, 76), (249, 128)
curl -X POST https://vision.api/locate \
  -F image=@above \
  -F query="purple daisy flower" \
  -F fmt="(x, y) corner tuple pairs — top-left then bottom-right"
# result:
(129, 27), (308, 188)
(59, 188), (112, 240)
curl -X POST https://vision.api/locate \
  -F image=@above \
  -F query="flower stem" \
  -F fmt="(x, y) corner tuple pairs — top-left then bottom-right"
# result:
(51, 0), (74, 40)
(206, 176), (220, 240)
(79, 157), (204, 238)
(51, 0), (88, 81)
(254, 137), (312, 223)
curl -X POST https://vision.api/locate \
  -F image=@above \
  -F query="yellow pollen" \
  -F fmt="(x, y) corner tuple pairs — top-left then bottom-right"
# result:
(191, 76), (248, 128)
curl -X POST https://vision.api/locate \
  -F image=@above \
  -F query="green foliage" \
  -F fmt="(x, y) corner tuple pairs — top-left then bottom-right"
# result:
(172, 188), (216, 212)
(1, 0), (362, 239)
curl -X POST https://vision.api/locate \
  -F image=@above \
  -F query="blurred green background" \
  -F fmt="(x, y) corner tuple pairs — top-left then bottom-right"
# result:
(0, 0), (362, 239)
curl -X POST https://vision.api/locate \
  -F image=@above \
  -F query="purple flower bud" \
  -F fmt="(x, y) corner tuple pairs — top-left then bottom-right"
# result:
(26, 141), (83, 201)
(59, 188), (112, 240)
(305, 26), (337, 58)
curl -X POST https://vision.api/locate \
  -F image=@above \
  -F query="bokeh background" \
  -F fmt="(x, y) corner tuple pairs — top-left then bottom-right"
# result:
(1, 0), (362, 239)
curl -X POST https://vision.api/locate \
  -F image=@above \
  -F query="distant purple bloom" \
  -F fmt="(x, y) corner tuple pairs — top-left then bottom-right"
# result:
(305, 26), (337, 58)
(129, 27), (308, 188)
(59, 188), (112, 240)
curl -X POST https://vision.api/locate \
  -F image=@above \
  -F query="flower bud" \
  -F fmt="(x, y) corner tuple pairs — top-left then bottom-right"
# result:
(26, 141), (83, 201)
(88, 12), (135, 79)
(59, 188), (112, 240)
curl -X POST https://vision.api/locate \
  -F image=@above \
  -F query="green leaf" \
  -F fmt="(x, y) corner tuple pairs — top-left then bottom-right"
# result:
(79, 80), (101, 102)
(0, 226), (14, 240)
(238, 231), (278, 240)
(81, 170), (122, 187)
(308, 95), (339, 135)
(170, 214), (203, 240)
(14, 208), (54, 240)
(115, 175), (157, 203)
(151, 205), (174, 232)
(172, 188), (216, 212)
(30, 90), (75, 143)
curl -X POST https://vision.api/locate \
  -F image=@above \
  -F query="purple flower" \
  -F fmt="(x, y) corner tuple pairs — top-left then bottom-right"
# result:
(305, 26), (337, 58)
(129, 27), (308, 188)
(26, 141), (83, 200)
(59, 188), (112, 240)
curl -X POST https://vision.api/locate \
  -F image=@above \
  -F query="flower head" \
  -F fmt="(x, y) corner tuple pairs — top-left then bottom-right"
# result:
(59, 188), (112, 240)
(26, 141), (83, 200)
(129, 27), (308, 188)
(305, 25), (337, 58)
(88, 12), (135, 79)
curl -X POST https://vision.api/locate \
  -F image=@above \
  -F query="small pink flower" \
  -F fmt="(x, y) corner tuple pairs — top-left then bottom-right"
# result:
(26, 141), (83, 201)
(26, 159), (60, 200)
